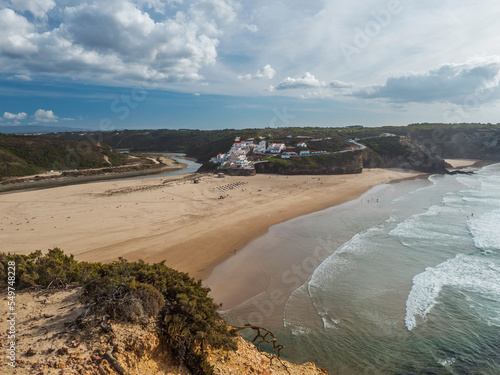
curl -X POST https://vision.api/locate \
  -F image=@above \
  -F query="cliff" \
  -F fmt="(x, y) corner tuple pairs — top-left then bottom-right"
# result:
(254, 136), (450, 175)
(406, 126), (500, 161)
(0, 249), (328, 375)
(0, 287), (328, 375)
(254, 152), (364, 175)
(361, 136), (450, 173)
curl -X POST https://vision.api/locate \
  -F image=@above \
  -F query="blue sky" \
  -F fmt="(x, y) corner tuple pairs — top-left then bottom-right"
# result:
(1, 0), (500, 131)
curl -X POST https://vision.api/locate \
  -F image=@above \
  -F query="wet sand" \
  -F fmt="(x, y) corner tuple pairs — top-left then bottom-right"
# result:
(203, 159), (482, 325)
(1, 168), (426, 280)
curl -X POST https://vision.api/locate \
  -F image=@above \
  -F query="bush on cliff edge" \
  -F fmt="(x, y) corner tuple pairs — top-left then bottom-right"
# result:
(0, 249), (236, 375)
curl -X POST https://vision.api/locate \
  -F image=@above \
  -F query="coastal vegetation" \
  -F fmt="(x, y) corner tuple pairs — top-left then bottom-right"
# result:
(255, 151), (364, 175)
(51, 123), (500, 163)
(5, 123), (500, 179)
(405, 123), (500, 161)
(0, 133), (127, 177)
(0, 249), (236, 374)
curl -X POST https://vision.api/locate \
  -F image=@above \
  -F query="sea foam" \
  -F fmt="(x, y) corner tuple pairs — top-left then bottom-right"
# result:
(405, 254), (500, 331)
(468, 209), (500, 252)
(389, 204), (464, 244)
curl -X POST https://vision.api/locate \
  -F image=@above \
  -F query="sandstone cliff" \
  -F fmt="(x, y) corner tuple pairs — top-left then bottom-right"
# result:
(0, 288), (328, 375)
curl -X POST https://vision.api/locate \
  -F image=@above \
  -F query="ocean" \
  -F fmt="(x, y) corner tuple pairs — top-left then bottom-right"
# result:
(210, 163), (500, 374)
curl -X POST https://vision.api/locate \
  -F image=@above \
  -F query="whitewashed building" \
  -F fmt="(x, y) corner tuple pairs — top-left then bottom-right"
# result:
(210, 138), (256, 169)
(281, 151), (298, 159)
(268, 143), (286, 154)
(254, 140), (267, 154)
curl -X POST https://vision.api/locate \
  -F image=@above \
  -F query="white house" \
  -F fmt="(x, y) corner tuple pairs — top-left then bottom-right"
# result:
(210, 153), (228, 163)
(232, 143), (247, 149)
(297, 142), (308, 148)
(231, 148), (247, 156)
(281, 151), (298, 159)
(209, 137), (257, 169)
(254, 140), (267, 154)
(268, 143), (286, 154)
(229, 154), (247, 165)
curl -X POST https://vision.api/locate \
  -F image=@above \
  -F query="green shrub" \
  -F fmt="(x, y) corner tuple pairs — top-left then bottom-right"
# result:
(0, 134), (128, 177)
(0, 249), (236, 373)
(0, 248), (86, 289)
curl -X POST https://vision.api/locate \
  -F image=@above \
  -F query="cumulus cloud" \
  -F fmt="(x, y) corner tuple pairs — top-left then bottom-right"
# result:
(244, 24), (258, 32)
(4, 0), (56, 18)
(190, 0), (237, 25)
(274, 72), (351, 91)
(355, 58), (500, 104)
(274, 72), (323, 90)
(0, 8), (38, 58)
(3, 112), (28, 120)
(255, 64), (276, 79)
(238, 64), (275, 80)
(132, 0), (183, 13)
(0, 109), (74, 124)
(0, 0), (236, 84)
(33, 109), (61, 122)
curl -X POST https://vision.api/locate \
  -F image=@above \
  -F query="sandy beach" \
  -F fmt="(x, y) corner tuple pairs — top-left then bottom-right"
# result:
(1, 168), (431, 280)
(445, 159), (482, 168)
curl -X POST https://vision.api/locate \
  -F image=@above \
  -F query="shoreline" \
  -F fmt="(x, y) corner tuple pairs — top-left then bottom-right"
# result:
(445, 158), (495, 169)
(0, 159), (485, 285)
(204, 177), (430, 325)
(1, 168), (427, 278)
(198, 170), (431, 278)
(203, 159), (489, 325)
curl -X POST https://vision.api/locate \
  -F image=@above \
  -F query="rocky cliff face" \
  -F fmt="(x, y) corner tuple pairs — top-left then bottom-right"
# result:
(254, 152), (363, 175)
(208, 336), (328, 375)
(362, 136), (450, 174)
(408, 128), (500, 161)
(254, 136), (451, 176)
(1, 288), (328, 375)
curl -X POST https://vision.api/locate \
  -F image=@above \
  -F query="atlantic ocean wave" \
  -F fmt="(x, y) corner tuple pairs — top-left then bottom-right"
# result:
(468, 209), (500, 252)
(405, 254), (500, 331)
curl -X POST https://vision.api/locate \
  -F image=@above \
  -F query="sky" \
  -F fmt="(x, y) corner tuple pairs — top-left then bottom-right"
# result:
(1, 0), (500, 131)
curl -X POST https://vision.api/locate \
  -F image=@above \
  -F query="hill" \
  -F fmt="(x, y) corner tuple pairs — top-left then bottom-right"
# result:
(360, 135), (450, 173)
(0, 133), (127, 177)
(405, 123), (500, 161)
(44, 123), (500, 175)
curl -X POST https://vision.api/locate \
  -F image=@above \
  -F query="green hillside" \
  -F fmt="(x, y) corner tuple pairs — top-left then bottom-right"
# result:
(0, 133), (127, 177)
